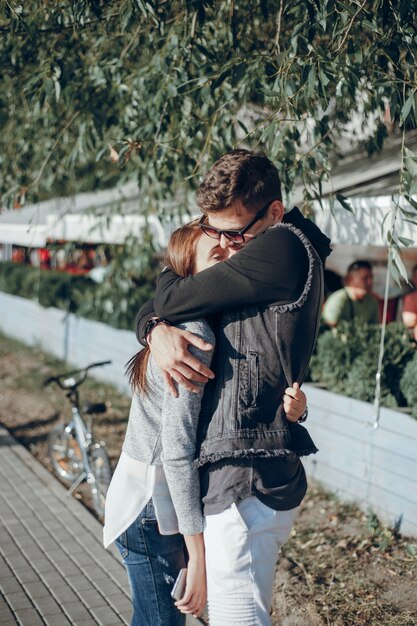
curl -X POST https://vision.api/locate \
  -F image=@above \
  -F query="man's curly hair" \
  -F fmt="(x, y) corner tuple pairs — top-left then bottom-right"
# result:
(197, 149), (282, 215)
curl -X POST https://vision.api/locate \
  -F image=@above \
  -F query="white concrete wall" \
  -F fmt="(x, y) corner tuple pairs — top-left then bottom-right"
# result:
(1, 292), (136, 394)
(303, 383), (417, 537)
(2, 292), (417, 536)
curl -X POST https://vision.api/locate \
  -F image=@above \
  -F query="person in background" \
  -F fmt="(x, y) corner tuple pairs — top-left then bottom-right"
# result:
(322, 259), (379, 327)
(402, 263), (417, 341)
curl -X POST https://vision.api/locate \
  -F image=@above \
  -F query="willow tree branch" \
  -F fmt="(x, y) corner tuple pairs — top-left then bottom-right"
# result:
(274, 0), (284, 52)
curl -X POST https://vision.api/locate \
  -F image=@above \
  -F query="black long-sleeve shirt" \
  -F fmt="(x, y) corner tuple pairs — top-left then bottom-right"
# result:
(136, 207), (331, 341)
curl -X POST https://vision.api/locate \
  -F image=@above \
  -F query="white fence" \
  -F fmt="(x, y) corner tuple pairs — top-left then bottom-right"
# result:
(2, 291), (417, 536)
(0, 292), (136, 393)
(303, 384), (417, 537)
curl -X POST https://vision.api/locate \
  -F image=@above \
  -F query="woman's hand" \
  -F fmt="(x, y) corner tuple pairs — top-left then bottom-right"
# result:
(283, 382), (307, 422)
(175, 556), (207, 617)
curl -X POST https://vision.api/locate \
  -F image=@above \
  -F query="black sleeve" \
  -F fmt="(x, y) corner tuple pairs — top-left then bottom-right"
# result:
(152, 226), (309, 324)
(135, 298), (156, 345)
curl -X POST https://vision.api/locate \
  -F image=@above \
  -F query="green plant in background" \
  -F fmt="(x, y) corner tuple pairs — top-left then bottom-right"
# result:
(0, 254), (157, 330)
(309, 322), (415, 409)
(400, 353), (417, 418)
(75, 232), (160, 329)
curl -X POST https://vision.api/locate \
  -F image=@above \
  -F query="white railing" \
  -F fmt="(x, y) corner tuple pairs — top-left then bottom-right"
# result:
(1, 291), (136, 394)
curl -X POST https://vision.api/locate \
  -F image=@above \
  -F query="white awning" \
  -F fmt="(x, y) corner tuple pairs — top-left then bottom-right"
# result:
(45, 213), (171, 247)
(0, 183), (182, 248)
(313, 196), (417, 247)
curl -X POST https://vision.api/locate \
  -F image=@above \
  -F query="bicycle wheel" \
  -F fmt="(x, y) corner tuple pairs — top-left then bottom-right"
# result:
(88, 442), (112, 519)
(48, 423), (84, 483)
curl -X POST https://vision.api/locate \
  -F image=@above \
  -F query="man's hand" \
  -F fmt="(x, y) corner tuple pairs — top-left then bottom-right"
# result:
(283, 382), (307, 422)
(148, 324), (214, 397)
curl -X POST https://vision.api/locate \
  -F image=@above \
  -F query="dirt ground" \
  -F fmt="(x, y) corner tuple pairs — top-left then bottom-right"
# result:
(0, 332), (416, 626)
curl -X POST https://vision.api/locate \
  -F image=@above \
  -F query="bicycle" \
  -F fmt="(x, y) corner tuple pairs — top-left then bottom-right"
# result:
(44, 360), (113, 519)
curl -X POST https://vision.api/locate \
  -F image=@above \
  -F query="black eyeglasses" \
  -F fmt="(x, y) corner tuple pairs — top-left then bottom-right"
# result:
(198, 200), (273, 245)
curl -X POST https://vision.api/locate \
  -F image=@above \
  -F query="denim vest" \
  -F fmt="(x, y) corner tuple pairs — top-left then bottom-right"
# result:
(195, 223), (323, 468)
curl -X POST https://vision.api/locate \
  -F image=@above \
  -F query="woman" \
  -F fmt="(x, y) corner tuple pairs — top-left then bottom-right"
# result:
(104, 222), (307, 626)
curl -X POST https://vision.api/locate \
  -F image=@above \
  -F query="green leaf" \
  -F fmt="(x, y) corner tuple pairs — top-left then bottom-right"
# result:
(404, 146), (417, 178)
(398, 236), (414, 247)
(391, 248), (409, 284)
(401, 92), (415, 124)
(404, 195), (417, 212)
(406, 544), (417, 557)
(336, 193), (353, 212)
(237, 119), (249, 134)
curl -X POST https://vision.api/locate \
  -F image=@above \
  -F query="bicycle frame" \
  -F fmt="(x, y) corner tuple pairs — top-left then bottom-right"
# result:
(64, 394), (97, 498)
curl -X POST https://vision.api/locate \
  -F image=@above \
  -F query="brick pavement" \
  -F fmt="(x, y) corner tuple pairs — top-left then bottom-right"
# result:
(0, 427), (201, 626)
(0, 426), (131, 626)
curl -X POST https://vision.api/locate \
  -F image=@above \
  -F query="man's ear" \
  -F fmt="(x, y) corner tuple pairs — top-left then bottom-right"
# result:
(270, 200), (285, 224)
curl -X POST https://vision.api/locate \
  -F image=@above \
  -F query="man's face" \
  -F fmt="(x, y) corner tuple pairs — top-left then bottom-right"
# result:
(348, 268), (373, 297)
(206, 200), (284, 251)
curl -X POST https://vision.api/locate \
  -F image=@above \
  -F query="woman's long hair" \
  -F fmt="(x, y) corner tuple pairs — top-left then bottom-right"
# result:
(126, 221), (201, 393)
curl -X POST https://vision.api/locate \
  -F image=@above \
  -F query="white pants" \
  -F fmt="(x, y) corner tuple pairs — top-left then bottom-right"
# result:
(204, 496), (298, 626)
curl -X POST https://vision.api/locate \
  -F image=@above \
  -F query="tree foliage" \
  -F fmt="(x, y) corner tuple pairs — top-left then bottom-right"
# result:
(1, 0), (417, 211)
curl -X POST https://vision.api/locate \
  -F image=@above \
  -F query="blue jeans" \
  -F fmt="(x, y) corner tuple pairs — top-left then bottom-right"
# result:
(115, 499), (186, 626)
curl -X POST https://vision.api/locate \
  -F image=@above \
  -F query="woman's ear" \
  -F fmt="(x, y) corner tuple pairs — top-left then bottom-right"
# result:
(270, 200), (285, 224)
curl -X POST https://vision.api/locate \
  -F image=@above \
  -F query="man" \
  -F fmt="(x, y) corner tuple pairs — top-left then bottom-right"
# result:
(136, 150), (331, 625)
(322, 259), (379, 327)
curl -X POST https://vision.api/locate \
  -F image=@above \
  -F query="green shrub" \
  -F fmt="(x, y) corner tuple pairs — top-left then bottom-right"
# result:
(0, 260), (155, 331)
(310, 322), (416, 409)
(400, 353), (417, 418)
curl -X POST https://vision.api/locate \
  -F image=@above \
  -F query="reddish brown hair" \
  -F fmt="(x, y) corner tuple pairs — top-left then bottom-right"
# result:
(197, 149), (282, 215)
(126, 222), (202, 393)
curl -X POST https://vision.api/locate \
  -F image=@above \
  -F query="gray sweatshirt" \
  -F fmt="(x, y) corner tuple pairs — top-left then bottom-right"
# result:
(122, 319), (215, 535)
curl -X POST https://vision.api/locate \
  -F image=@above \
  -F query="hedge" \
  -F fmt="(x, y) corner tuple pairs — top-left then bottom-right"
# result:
(0, 261), (154, 330)
(309, 321), (416, 413)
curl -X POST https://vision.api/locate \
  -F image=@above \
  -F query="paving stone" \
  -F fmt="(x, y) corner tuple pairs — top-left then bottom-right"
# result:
(39, 570), (66, 587)
(118, 612), (132, 626)
(0, 605), (15, 622)
(31, 595), (63, 615)
(65, 574), (96, 594)
(107, 593), (132, 613)
(0, 576), (24, 594)
(56, 560), (81, 576)
(83, 565), (111, 581)
(93, 579), (124, 596)
(49, 585), (79, 604)
(0, 543), (21, 558)
(89, 606), (121, 626)
(43, 614), (73, 626)
(5, 591), (34, 610)
(23, 580), (52, 599)
(73, 550), (97, 566)
(5, 555), (29, 570)
(32, 558), (56, 574)
(78, 590), (109, 610)
(15, 569), (42, 584)
(14, 607), (45, 626)
(0, 559), (14, 579)
(60, 601), (93, 622)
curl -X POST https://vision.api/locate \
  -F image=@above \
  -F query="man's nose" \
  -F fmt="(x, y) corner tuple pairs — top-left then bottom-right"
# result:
(219, 234), (233, 249)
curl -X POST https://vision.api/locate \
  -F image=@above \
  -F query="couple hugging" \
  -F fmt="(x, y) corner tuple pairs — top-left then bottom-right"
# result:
(104, 149), (331, 626)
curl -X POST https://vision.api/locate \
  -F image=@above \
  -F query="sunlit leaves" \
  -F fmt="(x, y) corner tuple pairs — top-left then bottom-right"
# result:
(0, 0), (416, 230)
